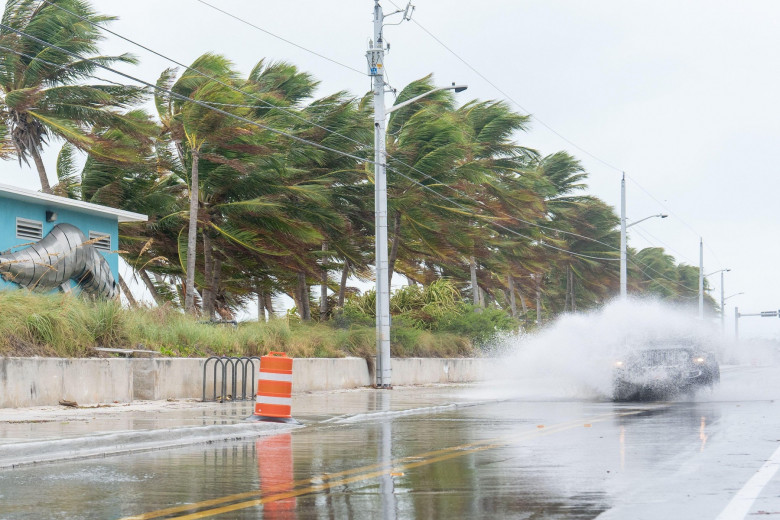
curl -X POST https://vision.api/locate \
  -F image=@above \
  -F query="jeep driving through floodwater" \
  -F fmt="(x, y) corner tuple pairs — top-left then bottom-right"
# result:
(612, 342), (720, 401)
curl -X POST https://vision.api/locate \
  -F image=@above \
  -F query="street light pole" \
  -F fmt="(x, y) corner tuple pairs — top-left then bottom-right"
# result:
(620, 173), (627, 299)
(369, 0), (391, 388)
(705, 268), (731, 332)
(368, 1), (466, 388)
(699, 238), (704, 319)
(721, 270), (725, 331)
(619, 172), (667, 300)
(724, 292), (744, 339)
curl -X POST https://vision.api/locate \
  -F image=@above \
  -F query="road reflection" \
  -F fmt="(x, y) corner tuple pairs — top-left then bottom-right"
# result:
(257, 433), (296, 519)
(614, 401), (721, 473)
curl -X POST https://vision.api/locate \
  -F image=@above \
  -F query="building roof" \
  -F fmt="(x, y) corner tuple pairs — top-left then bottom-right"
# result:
(0, 183), (147, 223)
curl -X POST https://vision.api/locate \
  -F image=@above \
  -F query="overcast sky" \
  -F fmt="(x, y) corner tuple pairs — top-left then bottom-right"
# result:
(7, 1), (779, 339)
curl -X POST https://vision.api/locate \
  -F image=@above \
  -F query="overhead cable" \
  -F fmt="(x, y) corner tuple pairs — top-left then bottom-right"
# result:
(33, 0), (631, 256)
(195, 0), (367, 77)
(2, 25), (619, 265)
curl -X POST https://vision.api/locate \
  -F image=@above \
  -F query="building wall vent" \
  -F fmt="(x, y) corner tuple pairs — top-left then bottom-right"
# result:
(89, 231), (111, 251)
(16, 217), (43, 241)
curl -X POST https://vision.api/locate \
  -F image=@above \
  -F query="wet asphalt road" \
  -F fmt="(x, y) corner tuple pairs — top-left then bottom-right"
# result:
(2, 366), (780, 519)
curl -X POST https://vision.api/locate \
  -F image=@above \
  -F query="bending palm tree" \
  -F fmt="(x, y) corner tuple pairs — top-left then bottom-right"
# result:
(0, 0), (143, 192)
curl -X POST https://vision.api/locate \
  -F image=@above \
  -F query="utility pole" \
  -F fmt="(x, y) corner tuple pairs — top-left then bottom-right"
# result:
(720, 270), (725, 332)
(619, 173), (666, 301)
(366, 2), (461, 388)
(620, 173), (627, 299)
(698, 238), (704, 319)
(368, 0), (391, 388)
(735, 307), (739, 341)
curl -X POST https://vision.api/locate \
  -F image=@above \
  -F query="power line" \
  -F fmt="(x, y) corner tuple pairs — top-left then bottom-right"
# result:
(386, 155), (620, 251)
(383, 1), (730, 291)
(624, 175), (702, 239)
(39, 0), (628, 257)
(630, 225), (697, 267)
(1, 10), (717, 296)
(386, 164), (620, 262)
(200, 100), (356, 109)
(625, 174), (725, 269)
(38, 0), (373, 156)
(0, 25), (372, 166)
(194, 0), (367, 77)
(9, 15), (710, 280)
(6, 20), (692, 281)
(387, 0), (626, 175)
(2, 24), (620, 265)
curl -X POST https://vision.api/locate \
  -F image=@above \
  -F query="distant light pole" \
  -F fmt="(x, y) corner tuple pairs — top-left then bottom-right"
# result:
(368, 0), (467, 388)
(619, 173), (668, 299)
(706, 269), (731, 332)
(728, 293), (745, 340)
(699, 238), (704, 319)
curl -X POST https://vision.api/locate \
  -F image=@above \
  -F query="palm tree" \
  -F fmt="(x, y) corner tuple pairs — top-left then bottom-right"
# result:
(383, 75), (466, 286)
(156, 54), (252, 313)
(55, 108), (185, 305)
(0, 0), (143, 192)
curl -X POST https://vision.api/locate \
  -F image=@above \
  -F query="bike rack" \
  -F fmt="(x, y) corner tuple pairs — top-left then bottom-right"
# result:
(202, 356), (261, 402)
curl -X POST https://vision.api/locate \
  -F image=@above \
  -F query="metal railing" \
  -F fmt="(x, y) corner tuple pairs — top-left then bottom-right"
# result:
(202, 356), (261, 402)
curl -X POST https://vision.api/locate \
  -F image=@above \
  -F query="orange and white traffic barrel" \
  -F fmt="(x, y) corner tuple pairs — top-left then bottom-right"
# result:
(247, 352), (298, 423)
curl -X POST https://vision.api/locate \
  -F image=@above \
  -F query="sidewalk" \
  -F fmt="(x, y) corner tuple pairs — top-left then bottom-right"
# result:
(0, 384), (487, 469)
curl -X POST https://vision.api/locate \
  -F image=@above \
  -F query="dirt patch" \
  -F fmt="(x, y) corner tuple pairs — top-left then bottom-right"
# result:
(1, 336), (58, 357)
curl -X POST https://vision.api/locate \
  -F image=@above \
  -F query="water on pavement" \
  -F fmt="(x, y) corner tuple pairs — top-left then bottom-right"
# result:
(4, 370), (780, 520)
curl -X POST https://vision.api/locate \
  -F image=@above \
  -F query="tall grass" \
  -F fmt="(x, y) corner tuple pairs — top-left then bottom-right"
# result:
(0, 292), (476, 358)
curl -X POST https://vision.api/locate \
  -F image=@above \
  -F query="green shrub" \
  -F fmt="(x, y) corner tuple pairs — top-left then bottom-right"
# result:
(437, 304), (519, 347)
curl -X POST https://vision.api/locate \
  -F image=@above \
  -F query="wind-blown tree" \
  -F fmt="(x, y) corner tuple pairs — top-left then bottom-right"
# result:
(633, 247), (680, 298)
(531, 152), (621, 312)
(519, 152), (593, 320)
(383, 75), (467, 286)
(631, 247), (716, 311)
(546, 197), (620, 311)
(293, 91), (373, 319)
(152, 56), (356, 319)
(0, 0), (144, 193)
(54, 108), (186, 305)
(156, 54), (254, 313)
(449, 98), (540, 309)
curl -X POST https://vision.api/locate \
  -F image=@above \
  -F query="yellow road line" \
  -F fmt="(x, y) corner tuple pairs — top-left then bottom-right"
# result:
(120, 407), (654, 520)
(166, 414), (637, 520)
(119, 414), (607, 520)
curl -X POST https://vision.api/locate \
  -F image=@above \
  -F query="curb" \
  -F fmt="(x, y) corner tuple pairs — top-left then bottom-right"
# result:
(0, 421), (302, 469)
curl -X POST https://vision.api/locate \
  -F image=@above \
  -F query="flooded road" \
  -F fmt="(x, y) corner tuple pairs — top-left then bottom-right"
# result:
(3, 366), (780, 519)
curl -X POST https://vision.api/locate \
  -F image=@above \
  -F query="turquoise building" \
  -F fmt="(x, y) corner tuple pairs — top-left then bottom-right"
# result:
(0, 183), (147, 297)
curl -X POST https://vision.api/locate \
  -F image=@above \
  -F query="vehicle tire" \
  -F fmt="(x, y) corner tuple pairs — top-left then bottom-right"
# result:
(612, 380), (634, 402)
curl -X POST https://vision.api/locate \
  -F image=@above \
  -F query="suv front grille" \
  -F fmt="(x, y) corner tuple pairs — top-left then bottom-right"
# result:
(638, 349), (690, 366)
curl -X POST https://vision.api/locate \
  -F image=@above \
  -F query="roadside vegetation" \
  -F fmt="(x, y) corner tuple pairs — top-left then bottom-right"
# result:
(0, 0), (717, 351)
(0, 288), (510, 359)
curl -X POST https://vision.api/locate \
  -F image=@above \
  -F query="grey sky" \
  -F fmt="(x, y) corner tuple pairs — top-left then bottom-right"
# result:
(7, 1), (778, 338)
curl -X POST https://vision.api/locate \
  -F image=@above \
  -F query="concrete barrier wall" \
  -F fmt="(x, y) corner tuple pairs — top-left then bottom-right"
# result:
(0, 358), (132, 408)
(391, 358), (489, 385)
(292, 358), (372, 392)
(0, 356), (492, 408)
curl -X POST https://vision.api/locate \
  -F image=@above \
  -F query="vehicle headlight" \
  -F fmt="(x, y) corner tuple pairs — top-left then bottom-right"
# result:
(614, 361), (624, 368)
(694, 357), (705, 364)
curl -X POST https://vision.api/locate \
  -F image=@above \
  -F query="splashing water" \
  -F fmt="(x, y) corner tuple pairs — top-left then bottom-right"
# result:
(478, 299), (737, 402)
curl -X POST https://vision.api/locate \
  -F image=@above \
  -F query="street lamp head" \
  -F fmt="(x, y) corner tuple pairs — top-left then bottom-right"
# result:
(660, 214), (668, 218)
(451, 83), (468, 93)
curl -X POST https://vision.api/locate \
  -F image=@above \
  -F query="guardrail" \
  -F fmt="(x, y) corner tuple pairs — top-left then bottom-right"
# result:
(202, 356), (261, 402)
